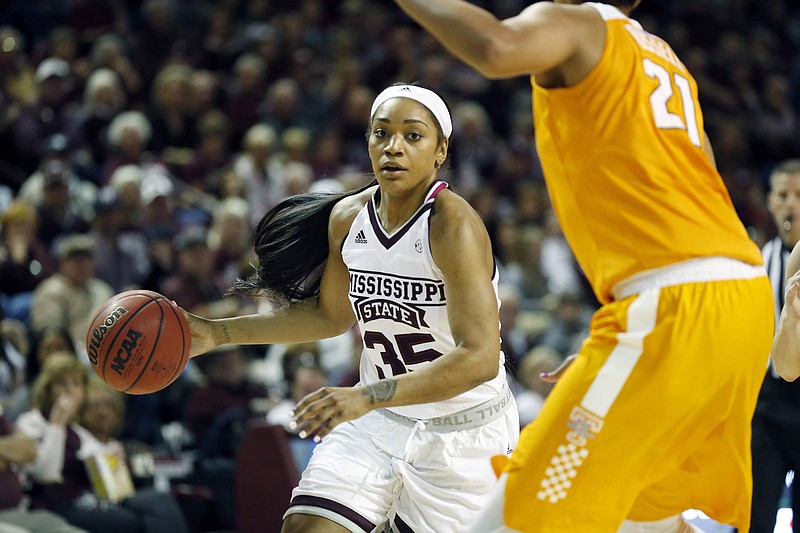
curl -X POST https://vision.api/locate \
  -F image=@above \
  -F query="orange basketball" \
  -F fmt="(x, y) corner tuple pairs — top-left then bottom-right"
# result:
(86, 290), (191, 395)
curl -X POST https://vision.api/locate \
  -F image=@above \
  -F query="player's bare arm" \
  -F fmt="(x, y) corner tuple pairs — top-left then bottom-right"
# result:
(772, 239), (800, 381)
(407, 188), (502, 392)
(290, 190), (501, 440)
(185, 193), (369, 357)
(392, 0), (602, 81)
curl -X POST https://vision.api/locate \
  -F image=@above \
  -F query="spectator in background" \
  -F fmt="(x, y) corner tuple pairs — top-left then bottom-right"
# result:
(0, 407), (86, 533)
(199, 7), (244, 74)
(467, 183), (502, 255)
(79, 377), (190, 532)
(23, 156), (93, 248)
(16, 354), (91, 527)
(71, 68), (127, 184)
(234, 123), (284, 227)
(216, 166), (247, 200)
(267, 347), (327, 431)
(207, 197), (253, 290)
(29, 234), (113, 360)
(0, 308), (27, 416)
(78, 377), (127, 454)
(266, 355), (327, 473)
(67, 0), (124, 53)
(130, 0), (183, 88)
(281, 160), (313, 197)
(86, 33), (142, 100)
(309, 129), (345, 180)
(0, 26), (37, 108)
(184, 344), (270, 451)
(138, 166), (177, 234)
(160, 226), (241, 319)
(275, 127), (313, 171)
(181, 109), (231, 194)
(88, 188), (147, 293)
(13, 57), (77, 175)
(222, 53), (266, 147)
(184, 344), (269, 530)
(448, 101), (498, 197)
(147, 64), (196, 173)
(333, 84), (375, 172)
(188, 70), (221, 122)
(107, 164), (143, 232)
(494, 219), (525, 290)
(497, 283), (531, 376)
(17, 326), (78, 418)
(753, 74), (798, 171)
(37, 26), (84, 84)
(16, 354), (189, 533)
(504, 225), (551, 309)
(260, 78), (305, 138)
(137, 226), (174, 295)
(0, 199), (55, 322)
(540, 207), (584, 298)
(513, 181), (549, 229)
(102, 111), (153, 185)
(233, 124), (286, 221)
(514, 345), (561, 428)
(538, 292), (593, 359)
(17, 133), (97, 225)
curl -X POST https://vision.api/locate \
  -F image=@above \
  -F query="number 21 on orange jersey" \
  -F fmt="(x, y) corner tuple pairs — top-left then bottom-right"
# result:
(643, 58), (702, 147)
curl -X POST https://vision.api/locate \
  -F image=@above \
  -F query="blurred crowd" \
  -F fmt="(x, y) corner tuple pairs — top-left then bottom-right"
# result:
(0, 0), (798, 531)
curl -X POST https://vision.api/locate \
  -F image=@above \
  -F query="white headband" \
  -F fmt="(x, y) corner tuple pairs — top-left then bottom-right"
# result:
(370, 85), (452, 139)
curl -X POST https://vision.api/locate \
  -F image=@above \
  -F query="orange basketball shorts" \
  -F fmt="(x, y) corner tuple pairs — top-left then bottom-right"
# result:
(500, 276), (773, 532)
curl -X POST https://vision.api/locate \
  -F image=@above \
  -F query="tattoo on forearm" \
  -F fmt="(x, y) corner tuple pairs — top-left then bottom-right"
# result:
(363, 379), (398, 404)
(221, 324), (231, 343)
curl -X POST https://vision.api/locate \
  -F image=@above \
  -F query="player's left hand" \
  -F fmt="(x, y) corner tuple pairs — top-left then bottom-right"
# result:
(785, 269), (800, 319)
(290, 386), (371, 442)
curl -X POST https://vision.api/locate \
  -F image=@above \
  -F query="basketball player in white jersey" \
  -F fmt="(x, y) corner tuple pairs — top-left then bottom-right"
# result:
(183, 84), (519, 533)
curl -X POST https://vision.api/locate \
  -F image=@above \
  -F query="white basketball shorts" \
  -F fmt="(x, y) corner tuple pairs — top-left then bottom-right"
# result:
(284, 395), (519, 533)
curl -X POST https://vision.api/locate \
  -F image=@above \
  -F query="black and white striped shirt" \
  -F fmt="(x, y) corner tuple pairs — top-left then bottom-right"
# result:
(762, 237), (789, 325)
(755, 236), (800, 423)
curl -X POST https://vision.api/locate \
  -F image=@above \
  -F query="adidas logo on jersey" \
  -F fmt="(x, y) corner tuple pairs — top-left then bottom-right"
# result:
(354, 230), (368, 244)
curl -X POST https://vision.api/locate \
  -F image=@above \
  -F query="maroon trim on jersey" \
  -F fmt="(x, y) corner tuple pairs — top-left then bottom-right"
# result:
(426, 180), (448, 201)
(367, 181), (449, 250)
(367, 200), (433, 249)
(289, 495), (374, 531)
(393, 514), (416, 533)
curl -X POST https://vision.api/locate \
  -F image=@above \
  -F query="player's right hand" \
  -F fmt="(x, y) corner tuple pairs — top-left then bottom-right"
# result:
(181, 309), (217, 357)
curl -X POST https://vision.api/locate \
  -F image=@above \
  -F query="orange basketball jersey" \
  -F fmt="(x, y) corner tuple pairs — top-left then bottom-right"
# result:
(532, 3), (763, 304)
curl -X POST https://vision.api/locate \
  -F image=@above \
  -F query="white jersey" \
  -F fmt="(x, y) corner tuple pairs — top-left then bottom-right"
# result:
(341, 181), (508, 419)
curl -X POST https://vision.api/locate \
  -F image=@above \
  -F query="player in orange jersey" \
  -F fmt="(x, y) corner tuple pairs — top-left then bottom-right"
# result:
(392, 1), (773, 532)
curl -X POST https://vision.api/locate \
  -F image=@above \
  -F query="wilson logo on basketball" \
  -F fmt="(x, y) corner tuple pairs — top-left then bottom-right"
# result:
(87, 306), (128, 366)
(110, 329), (143, 375)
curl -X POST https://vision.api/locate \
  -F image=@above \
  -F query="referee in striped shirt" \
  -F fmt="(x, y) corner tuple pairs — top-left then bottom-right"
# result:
(751, 159), (800, 533)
